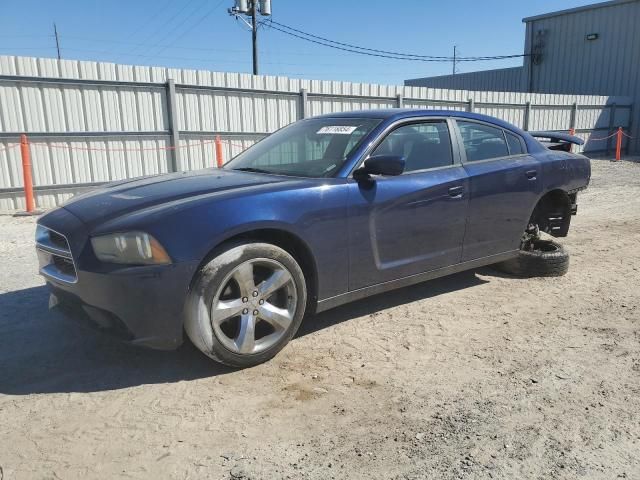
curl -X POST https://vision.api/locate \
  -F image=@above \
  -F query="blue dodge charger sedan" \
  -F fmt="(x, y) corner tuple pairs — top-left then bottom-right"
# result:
(36, 110), (590, 367)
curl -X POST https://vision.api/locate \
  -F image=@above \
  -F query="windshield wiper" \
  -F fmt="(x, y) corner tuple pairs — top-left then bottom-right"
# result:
(232, 167), (273, 174)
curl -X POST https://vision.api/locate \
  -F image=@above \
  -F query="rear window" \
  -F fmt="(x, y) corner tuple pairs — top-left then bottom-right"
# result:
(505, 131), (526, 155)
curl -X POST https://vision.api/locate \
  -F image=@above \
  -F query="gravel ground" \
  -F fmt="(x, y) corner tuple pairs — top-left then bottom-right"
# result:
(0, 158), (639, 480)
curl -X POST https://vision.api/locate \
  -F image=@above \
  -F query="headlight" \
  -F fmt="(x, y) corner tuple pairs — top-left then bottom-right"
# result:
(91, 232), (171, 265)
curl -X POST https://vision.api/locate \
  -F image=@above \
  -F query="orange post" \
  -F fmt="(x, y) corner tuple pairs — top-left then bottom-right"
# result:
(615, 127), (622, 161)
(215, 135), (224, 168)
(20, 134), (36, 213)
(568, 128), (575, 152)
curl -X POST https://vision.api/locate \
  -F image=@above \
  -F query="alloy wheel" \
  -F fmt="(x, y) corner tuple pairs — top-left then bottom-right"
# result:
(210, 258), (298, 355)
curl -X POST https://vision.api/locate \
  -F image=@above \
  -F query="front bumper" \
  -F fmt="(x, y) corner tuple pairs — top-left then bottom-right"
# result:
(37, 208), (199, 350)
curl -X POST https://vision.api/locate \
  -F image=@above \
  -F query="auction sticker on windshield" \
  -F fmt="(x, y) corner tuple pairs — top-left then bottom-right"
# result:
(317, 126), (358, 134)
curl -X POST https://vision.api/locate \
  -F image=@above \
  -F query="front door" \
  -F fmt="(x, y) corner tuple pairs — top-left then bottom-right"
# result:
(347, 119), (469, 291)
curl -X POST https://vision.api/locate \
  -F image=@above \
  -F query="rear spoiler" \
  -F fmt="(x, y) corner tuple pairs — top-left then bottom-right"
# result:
(529, 131), (585, 152)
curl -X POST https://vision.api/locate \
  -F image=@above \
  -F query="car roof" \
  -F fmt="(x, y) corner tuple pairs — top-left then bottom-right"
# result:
(315, 109), (518, 131)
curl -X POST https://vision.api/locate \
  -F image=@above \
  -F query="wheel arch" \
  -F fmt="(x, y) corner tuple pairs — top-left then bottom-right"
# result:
(191, 226), (319, 310)
(528, 188), (575, 237)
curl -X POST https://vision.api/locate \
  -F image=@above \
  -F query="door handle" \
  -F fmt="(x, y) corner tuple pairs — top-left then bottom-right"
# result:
(525, 169), (537, 180)
(448, 186), (464, 198)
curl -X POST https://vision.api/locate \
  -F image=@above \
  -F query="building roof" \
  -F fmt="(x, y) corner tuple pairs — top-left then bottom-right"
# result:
(522, 0), (638, 23)
(405, 66), (523, 84)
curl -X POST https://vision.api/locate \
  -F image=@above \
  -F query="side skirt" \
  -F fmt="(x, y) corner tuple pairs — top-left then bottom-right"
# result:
(315, 250), (518, 313)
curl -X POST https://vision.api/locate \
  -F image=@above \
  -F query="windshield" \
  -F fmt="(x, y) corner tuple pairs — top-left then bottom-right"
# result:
(224, 117), (381, 177)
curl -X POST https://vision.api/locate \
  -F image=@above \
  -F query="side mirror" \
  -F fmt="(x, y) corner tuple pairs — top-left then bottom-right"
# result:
(354, 155), (405, 179)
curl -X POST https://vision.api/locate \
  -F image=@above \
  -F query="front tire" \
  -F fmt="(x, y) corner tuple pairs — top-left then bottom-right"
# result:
(185, 241), (307, 367)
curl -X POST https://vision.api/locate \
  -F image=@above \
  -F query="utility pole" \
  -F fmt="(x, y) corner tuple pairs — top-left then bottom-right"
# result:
(228, 1), (271, 76)
(452, 45), (457, 76)
(251, 1), (258, 75)
(53, 23), (61, 60)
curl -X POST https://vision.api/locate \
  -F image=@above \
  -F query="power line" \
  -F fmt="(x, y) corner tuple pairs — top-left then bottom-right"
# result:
(265, 23), (451, 62)
(58, 35), (242, 52)
(128, 0), (199, 55)
(55, 47), (437, 75)
(52, 33), (446, 60)
(120, 0), (176, 42)
(269, 20), (450, 60)
(58, 47), (336, 68)
(53, 33), (445, 62)
(56, 46), (370, 68)
(0, 46), (441, 80)
(61, 47), (233, 64)
(138, 0), (212, 56)
(0, 34), (53, 39)
(152, 0), (227, 56)
(266, 20), (528, 62)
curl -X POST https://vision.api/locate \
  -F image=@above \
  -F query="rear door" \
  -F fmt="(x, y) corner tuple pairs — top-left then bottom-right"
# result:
(455, 120), (542, 261)
(347, 119), (469, 290)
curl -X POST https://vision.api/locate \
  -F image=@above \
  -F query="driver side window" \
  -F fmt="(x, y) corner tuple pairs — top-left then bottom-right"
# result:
(372, 121), (453, 173)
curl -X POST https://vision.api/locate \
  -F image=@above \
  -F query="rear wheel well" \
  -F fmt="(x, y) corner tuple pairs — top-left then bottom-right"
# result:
(528, 189), (575, 237)
(195, 229), (318, 310)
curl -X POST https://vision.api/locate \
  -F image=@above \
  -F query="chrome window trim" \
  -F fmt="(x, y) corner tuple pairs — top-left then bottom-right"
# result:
(453, 153), (531, 167)
(374, 162), (464, 178)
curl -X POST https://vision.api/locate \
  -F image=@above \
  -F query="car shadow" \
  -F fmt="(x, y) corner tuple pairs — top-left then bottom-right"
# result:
(1, 270), (488, 396)
(0, 285), (229, 395)
(299, 269), (488, 337)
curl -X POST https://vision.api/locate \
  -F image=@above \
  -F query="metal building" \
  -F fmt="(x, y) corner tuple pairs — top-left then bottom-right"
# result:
(406, 0), (640, 153)
(406, 67), (526, 92)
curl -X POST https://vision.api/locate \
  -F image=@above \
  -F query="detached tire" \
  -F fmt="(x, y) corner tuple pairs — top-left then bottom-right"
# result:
(494, 239), (569, 277)
(185, 241), (307, 368)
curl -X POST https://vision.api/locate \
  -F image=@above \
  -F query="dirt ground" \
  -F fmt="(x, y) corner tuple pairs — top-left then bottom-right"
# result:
(0, 158), (639, 480)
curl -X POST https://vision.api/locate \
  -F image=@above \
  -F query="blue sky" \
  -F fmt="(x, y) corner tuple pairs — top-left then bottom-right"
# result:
(0, 0), (594, 84)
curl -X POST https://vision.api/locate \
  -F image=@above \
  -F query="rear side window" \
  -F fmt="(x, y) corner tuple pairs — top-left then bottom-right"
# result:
(505, 131), (526, 155)
(372, 121), (453, 173)
(457, 121), (509, 162)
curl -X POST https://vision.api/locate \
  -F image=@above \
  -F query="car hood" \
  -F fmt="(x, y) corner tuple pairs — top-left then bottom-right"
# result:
(62, 168), (288, 225)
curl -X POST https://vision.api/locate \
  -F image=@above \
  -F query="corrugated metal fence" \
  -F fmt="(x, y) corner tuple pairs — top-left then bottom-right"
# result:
(0, 55), (633, 210)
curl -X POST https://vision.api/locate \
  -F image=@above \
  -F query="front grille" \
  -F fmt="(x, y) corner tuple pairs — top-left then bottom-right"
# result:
(53, 255), (76, 276)
(36, 225), (78, 283)
(48, 230), (69, 250)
